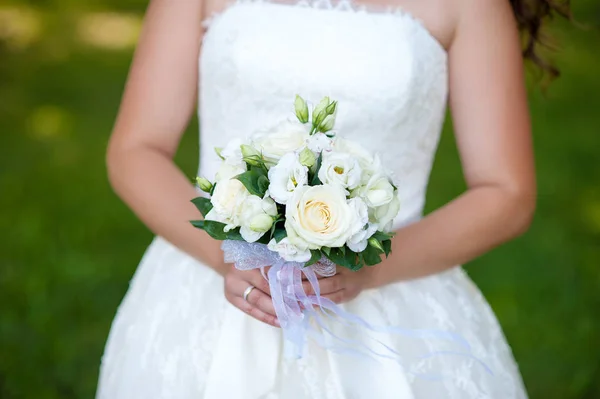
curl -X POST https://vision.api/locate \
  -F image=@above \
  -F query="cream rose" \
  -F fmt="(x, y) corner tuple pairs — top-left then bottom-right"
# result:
(205, 178), (249, 231)
(285, 184), (363, 250)
(251, 120), (310, 164)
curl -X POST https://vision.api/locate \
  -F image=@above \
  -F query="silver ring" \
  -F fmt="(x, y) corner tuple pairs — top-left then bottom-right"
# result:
(243, 285), (256, 302)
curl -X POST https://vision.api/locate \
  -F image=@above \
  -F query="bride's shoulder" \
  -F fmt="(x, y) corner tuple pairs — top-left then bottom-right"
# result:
(202, 0), (233, 19)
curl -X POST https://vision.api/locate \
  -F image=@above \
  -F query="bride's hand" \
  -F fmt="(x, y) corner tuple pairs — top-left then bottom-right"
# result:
(224, 266), (280, 328)
(301, 265), (380, 304)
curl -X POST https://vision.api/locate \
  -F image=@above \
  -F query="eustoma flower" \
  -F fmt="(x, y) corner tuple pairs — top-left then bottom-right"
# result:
(267, 237), (311, 262)
(331, 137), (378, 183)
(268, 153), (309, 205)
(251, 120), (310, 165)
(306, 132), (333, 153)
(318, 151), (363, 190)
(345, 198), (375, 252)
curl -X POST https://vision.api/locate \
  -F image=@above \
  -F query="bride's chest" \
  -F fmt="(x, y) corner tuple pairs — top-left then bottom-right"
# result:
(200, 3), (447, 101)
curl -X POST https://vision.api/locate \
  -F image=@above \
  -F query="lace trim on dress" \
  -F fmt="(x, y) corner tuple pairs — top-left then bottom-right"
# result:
(201, 0), (447, 56)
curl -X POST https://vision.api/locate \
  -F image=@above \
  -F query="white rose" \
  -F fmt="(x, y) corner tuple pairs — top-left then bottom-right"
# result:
(267, 153), (308, 205)
(205, 178), (249, 231)
(285, 184), (363, 250)
(358, 174), (395, 208)
(215, 161), (246, 182)
(215, 138), (247, 181)
(251, 120), (310, 164)
(267, 237), (312, 262)
(306, 132), (333, 153)
(371, 193), (400, 232)
(318, 151), (363, 190)
(238, 195), (277, 242)
(346, 197), (377, 252)
(220, 138), (245, 164)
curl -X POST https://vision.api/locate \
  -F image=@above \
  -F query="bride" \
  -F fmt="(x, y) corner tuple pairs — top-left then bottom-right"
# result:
(96, 0), (567, 397)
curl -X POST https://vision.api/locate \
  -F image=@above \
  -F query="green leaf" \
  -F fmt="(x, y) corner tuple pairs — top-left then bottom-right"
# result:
(344, 247), (360, 269)
(190, 220), (204, 229)
(361, 244), (383, 266)
(257, 175), (270, 195)
(305, 249), (322, 267)
(324, 247), (364, 271)
(203, 220), (228, 240)
(226, 228), (244, 241)
(256, 233), (271, 245)
(382, 239), (392, 257)
(209, 181), (217, 196)
(324, 248), (350, 268)
(190, 220), (228, 240)
(236, 169), (267, 197)
(251, 165), (268, 177)
(273, 227), (287, 243)
(269, 216), (284, 239)
(311, 153), (323, 186)
(321, 246), (331, 256)
(372, 231), (395, 241)
(191, 197), (213, 218)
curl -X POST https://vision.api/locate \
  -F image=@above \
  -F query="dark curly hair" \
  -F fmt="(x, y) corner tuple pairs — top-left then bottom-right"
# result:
(510, 0), (572, 79)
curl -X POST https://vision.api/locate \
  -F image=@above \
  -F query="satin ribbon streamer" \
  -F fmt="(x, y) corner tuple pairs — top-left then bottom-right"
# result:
(222, 240), (493, 379)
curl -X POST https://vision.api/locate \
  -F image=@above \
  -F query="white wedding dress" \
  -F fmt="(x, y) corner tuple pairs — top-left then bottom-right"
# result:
(96, 1), (528, 398)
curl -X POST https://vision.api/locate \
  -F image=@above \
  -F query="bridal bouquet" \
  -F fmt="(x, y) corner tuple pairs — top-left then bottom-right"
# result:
(191, 95), (409, 359)
(192, 95), (400, 270)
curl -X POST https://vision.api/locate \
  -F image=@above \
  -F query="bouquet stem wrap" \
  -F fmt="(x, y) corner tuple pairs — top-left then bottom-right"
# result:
(222, 240), (493, 379)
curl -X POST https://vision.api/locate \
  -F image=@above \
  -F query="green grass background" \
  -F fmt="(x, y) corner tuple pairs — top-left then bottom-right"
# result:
(1, 1), (599, 398)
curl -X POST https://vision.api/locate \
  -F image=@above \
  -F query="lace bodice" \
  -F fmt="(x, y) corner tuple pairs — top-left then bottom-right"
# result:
(198, 0), (448, 227)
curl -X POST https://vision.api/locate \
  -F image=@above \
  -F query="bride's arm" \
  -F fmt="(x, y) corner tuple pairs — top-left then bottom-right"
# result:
(106, 0), (227, 274)
(367, 0), (536, 287)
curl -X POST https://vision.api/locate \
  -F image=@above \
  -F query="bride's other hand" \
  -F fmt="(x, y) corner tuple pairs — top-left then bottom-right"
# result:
(301, 266), (379, 304)
(224, 266), (280, 328)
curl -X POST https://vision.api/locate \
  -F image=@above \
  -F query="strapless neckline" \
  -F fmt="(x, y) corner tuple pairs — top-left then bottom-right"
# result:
(202, 0), (448, 58)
